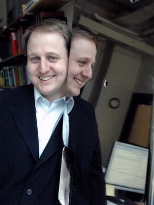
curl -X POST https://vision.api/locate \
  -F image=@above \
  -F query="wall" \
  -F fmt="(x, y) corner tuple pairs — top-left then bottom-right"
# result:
(59, 2), (74, 30)
(134, 56), (154, 203)
(81, 44), (142, 166)
(134, 56), (154, 94)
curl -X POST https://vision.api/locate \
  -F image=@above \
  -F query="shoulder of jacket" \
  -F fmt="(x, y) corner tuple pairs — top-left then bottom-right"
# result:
(73, 96), (93, 108)
(72, 97), (95, 116)
(0, 84), (33, 102)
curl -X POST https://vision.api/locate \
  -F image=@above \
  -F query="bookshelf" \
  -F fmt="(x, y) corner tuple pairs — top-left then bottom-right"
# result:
(0, 0), (70, 89)
(0, 52), (27, 66)
(22, 0), (70, 14)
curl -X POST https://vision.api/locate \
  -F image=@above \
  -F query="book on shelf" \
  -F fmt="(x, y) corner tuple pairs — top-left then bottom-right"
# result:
(14, 67), (20, 87)
(10, 32), (18, 56)
(18, 65), (28, 86)
(18, 66), (24, 86)
(17, 22), (34, 53)
(10, 67), (17, 87)
(17, 26), (23, 54)
(0, 70), (5, 86)
(22, 65), (29, 85)
(11, 25), (29, 56)
(0, 36), (11, 60)
(8, 67), (13, 87)
(3, 67), (9, 86)
(2, 65), (30, 87)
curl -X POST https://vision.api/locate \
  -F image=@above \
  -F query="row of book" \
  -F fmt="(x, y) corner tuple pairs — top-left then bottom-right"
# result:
(0, 65), (30, 87)
(10, 26), (27, 56)
(0, 11), (65, 61)
(0, 23), (32, 60)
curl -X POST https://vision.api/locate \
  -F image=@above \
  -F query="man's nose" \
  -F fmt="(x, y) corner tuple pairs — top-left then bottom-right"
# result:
(81, 65), (92, 80)
(38, 59), (50, 73)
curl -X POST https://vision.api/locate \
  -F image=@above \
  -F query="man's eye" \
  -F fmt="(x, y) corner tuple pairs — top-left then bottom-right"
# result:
(30, 57), (39, 62)
(78, 61), (86, 67)
(49, 56), (58, 62)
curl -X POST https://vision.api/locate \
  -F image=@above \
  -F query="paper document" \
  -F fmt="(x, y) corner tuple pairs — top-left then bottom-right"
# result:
(105, 141), (148, 194)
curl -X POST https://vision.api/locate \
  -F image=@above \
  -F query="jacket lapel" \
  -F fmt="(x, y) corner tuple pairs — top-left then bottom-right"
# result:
(68, 97), (89, 169)
(68, 99), (80, 154)
(34, 117), (63, 170)
(11, 85), (39, 162)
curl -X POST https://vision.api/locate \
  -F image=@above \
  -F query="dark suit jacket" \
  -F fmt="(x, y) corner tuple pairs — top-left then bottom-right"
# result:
(0, 84), (106, 205)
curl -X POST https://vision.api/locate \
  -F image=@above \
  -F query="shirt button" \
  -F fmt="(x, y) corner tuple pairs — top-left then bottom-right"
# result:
(27, 189), (32, 195)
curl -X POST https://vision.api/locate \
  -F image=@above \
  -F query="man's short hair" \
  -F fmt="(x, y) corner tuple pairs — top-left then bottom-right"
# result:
(24, 18), (71, 52)
(71, 26), (98, 46)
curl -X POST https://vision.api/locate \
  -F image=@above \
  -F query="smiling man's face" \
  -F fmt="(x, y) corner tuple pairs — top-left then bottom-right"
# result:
(67, 37), (97, 97)
(27, 31), (68, 103)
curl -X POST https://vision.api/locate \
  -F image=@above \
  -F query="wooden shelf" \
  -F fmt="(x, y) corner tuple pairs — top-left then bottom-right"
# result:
(0, 52), (27, 67)
(24, 0), (70, 14)
(0, 14), (35, 36)
(0, 85), (15, 89)
(0, 0), (70, 35)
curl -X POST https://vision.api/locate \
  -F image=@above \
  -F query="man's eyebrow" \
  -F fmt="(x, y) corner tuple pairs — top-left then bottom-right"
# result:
(27, 53), (37, 56)
(77, 57), (90, 60)
(46, 51), (60, 55)
(78, 57), (95, 63)
(28, 51), (60, 57)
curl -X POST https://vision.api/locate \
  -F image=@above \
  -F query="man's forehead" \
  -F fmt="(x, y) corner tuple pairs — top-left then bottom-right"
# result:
(71, 37), (96, 51)
(70, 40), (97, 59)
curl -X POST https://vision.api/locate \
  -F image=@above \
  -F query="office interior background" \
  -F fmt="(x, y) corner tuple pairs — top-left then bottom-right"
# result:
(0, 0), (154, 204)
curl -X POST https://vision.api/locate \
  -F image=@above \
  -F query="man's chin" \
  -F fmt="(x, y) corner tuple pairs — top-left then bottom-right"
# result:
(66, 89), (80, 97)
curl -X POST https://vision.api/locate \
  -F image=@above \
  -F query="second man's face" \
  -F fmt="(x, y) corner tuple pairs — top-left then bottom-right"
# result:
(27, 31), (68, 103)
(67, 37), (97, 97)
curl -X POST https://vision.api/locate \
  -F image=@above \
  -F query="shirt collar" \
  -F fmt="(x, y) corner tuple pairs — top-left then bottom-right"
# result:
(34, 87), (42, 103)
(34, 87), (74, 114)
(66, 96), (74, 114)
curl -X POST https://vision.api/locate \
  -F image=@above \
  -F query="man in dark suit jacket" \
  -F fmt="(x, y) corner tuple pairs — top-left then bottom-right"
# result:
(0, 19), (106, 204)
(66, 27), (106, 204)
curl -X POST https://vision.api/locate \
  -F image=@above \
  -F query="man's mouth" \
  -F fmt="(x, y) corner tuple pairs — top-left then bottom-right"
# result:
(74, 78), (82, 85)
(39, 76), (54, 81)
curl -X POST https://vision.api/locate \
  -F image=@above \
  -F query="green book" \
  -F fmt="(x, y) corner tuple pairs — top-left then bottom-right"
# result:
(18, 66), (24, 86)
(3, 67), (9, 86)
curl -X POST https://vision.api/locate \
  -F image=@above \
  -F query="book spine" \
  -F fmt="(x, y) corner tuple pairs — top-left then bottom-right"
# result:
(3, 67), (9, 86)
(17, 26), (22, 54)
(0, 37), (11, 59)
(10, 32), (18, 56)
(14, 67), (20, 87)
(1, 67), (17, 87)
(0, 70), (5, 86)
(11, 67), (17, 87)
(18, 66), (23, 86)
(8, 67), (13, 86)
